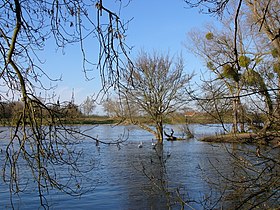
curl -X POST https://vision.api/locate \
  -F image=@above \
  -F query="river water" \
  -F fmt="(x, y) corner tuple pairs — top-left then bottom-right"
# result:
(0, 124), (279, 209)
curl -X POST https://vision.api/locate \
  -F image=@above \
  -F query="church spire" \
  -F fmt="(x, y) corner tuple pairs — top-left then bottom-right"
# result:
(71, 88), (75, 104)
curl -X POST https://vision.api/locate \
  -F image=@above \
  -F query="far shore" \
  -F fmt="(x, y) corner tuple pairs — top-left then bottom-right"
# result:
(1, 115), (280, 147)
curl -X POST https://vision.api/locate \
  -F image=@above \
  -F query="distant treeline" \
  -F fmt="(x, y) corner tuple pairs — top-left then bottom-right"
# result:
(0, 100), (82, 124)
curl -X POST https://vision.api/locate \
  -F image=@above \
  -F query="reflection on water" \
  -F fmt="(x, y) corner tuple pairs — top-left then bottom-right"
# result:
(0, 124), (279, 209)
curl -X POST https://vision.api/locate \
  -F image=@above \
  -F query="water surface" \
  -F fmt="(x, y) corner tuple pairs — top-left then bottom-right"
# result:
(0, 124), (278, 209)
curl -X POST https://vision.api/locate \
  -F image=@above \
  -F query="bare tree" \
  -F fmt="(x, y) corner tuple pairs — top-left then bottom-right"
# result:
(102, 96), (140, 118)
(81, 96), (96, 116)
(188, 26), (243, 132)
(102, 97), (122, 117)
(184, 0), (230, 15)
(0, 0), (129, 207)
(187, 3), (277, 133)
(185, 2), (280, 208)
(195, 76), (233, 132)
(246, 0), (280, 119)
(121, 52), (192, 144)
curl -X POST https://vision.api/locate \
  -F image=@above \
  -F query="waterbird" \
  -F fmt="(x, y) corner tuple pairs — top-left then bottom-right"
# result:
(152, 140), (157, 149)
(167, 151), (171, 158)
(138, 142), (143, 148)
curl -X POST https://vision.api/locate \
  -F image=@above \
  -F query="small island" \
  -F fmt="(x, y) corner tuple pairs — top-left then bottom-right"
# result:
(200, 132), (280, 147)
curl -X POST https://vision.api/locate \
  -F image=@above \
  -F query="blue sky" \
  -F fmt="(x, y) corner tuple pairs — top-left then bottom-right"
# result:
(41, 0), (217, 111)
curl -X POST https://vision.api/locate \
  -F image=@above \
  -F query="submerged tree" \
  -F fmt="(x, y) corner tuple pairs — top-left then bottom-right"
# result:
(121, 52), (192, 144)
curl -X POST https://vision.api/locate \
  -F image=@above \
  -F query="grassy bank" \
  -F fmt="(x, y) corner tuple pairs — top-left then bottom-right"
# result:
(200, 132), (280, 146)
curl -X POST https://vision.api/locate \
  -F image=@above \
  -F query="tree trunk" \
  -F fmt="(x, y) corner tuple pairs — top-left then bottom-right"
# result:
(156, 120), (164, 144)
(277, 77), (280, 118)
(232, 98), (238, 133)
(237, 97), (245, 132)
(247, 0), (280, 120)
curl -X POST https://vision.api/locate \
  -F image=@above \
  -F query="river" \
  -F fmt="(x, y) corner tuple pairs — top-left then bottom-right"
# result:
(0, 124), (279, 209)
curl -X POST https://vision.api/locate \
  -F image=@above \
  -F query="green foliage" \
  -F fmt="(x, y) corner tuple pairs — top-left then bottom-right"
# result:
(207, 61), (215, 70)
(255, 57), (262, 64)
(273, 62), (280, 75)
(222, 64), (239, 82)
(267, 72), (275, 80)
(271, 48), (279, 58)
(238, 55), (251, 68)
(244, 69), (266, 91)
(205, 32), (214, 40)
(222, 64), (232, 76)
(244, 69), (257, 86)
